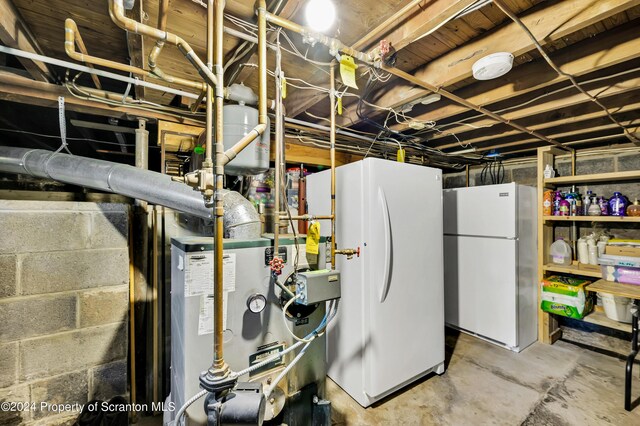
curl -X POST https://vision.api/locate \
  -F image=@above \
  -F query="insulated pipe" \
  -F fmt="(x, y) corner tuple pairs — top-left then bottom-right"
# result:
(109, 0), (218, 88)
(65, 19), (205, 92)
(0, 147), (213, 218)
(329, 62), (337, 269)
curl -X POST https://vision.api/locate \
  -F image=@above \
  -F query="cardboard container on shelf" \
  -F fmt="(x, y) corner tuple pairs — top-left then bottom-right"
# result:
(540, 275), (594, 319)
(605, 245), (640, 258)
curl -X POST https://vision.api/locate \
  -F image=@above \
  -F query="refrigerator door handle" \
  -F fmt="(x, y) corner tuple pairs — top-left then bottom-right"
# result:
(378, 187), (393, 303)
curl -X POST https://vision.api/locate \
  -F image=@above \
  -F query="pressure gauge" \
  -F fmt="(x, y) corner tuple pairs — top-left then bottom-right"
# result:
(247, 293), (267, 314)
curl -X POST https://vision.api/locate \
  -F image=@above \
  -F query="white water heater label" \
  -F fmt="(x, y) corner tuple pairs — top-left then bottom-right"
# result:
(185, 253), (213, 296)
(185, 252), (236, 296)
(198, 293), (229, 335)
(223, 253), (236, 292)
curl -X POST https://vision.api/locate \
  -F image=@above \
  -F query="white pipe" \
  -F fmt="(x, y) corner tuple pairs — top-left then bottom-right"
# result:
(0, 45), (200, 100)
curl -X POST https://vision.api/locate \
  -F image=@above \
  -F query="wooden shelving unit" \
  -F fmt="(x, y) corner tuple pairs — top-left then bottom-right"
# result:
(542, 262), (602, 278)
(536, 146), (640, 344)
(543, 215), (640, 223)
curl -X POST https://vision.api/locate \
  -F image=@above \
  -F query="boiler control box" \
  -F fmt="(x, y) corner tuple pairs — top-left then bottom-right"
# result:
(295, 269), (341, 305)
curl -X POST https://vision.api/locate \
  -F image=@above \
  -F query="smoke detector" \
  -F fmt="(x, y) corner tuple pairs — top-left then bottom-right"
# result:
(472, 52), (514, 80)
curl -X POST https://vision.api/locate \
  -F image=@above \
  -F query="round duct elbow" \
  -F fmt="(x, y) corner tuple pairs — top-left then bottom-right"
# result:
(222, 190), (261, 239)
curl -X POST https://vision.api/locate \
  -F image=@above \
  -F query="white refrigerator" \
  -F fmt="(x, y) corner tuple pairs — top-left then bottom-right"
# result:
(307, 158), (445, 408)
(443, 183), (537, 352)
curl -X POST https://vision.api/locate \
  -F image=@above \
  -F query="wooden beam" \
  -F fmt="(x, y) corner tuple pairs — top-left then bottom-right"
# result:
(388, 22), (640, 132)
(0, 0), (51, 81)
(341, 0), (640, 128)
(433, 74), (640, 149)
(0, 71), (204, 126)
(285, 0), (478, 118)
(273, 139), (363, 167)
(126, 0), (146, 100)
(435, 97), (640, 148)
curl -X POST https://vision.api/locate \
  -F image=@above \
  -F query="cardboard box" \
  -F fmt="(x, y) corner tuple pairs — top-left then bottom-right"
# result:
(540, 275), (594, 319)
(605, 245), (640, 258)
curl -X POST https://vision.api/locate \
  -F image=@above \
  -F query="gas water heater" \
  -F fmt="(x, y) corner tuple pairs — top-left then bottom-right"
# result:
(165, 236), (334, 425)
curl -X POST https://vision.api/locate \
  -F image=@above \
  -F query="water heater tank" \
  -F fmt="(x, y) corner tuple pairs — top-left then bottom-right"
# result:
(223, 104), (270, 175)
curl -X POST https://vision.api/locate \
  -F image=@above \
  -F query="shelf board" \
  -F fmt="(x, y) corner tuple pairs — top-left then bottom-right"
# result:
(543, 215), (640, 223)
(587, 279), (640, 299)
(581, 310), (632, 333)
(543, 263), (602, 278)
(544, 170), (640, 185)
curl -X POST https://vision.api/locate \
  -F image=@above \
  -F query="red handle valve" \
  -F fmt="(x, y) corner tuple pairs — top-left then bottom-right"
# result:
(269, 256), (285, 275)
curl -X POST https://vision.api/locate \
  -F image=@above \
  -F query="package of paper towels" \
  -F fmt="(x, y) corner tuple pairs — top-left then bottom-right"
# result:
(541, 275), (594, 319)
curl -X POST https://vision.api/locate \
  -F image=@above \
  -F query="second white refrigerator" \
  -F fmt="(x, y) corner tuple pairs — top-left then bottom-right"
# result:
(307, 158), (445, 407)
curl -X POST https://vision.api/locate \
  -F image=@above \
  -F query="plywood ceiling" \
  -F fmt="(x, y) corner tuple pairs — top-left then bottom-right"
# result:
(4, 0), (640, 164)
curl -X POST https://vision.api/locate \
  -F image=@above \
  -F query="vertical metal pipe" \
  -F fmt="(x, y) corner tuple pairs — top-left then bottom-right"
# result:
(135, 119), (149, 170)
(212, 0), (227, 372)
(330, 62), (337, 269)
(274, 36), (284, 255)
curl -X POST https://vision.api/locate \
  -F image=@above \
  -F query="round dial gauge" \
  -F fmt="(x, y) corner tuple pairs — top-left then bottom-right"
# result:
(247, 293), (267, 313)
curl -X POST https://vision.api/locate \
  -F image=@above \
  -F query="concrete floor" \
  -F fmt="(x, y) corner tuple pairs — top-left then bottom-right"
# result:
(327, 329), (640, 425)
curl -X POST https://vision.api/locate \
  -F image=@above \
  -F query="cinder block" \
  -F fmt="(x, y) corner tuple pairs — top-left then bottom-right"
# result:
(30, 371), (88, 420)
(0, 254), (17, 298)
(555, 160), (572, 177)
(0, 295), (76, 342)
(575, 157), (615, 175)
(79, 286), (129, 328)
(30, 414), (77, 426)
(510, 166), (537, 187)
(0, 342), (18, 387)
(89, 360), (127, 401)
(0, 212), (90, 254)
(89, 212), (128, 249)
(616, 153), (640, 172)
(21, 248), (129, 295)
(0, 384), (31, 424)
(444, 174), (466, 189)
(20, 323), (127, 381)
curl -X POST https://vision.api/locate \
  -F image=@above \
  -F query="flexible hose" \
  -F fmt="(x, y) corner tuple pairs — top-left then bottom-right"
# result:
(174, 389), (207, 426)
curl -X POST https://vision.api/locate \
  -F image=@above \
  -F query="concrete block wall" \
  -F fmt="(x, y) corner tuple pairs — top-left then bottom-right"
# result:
(0, 201), (129, 426)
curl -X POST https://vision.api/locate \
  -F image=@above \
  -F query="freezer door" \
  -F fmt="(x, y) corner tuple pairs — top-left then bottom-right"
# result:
(362, 159), (444, 400)
(443, 183), (518, 238)
(444, 235), (518, 347)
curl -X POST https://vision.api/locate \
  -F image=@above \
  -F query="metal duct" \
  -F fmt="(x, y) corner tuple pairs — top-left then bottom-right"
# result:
(0, 146), (212, 219)
(220, 189), (261, 239)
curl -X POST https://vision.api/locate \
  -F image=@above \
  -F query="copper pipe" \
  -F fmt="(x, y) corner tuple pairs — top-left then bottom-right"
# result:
(149, 0), (170, 69)
(63, 20), (101, 89)
(127, 209), (137, 411)
(330, 62), (337, 269)
(65, 18), (205, 92)
(211, 0), (228, 375)
(109, 0), (218, 87)
(297, 168), (307, 234)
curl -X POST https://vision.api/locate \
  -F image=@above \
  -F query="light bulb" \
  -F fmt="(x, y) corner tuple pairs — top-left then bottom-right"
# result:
(304, 0), (336, 33)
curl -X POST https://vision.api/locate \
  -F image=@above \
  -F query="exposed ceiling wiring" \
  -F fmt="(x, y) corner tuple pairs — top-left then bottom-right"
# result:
(492, 0), (640, 145)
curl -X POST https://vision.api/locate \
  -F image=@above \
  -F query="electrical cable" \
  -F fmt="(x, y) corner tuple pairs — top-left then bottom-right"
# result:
(0, 127), (137, 147)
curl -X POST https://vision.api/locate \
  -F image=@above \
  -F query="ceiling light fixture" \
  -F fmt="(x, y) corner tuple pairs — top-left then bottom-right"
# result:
(472, 52), (514, 80)
(304, 0), (336, 33)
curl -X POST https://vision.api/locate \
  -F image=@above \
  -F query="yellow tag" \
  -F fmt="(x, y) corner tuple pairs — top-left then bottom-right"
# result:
(339, 55), (358, 89)
(306, 222), (320, 255)
(337, 96), (343, 115)
(397, 148), (406, 163)
(281, 77), (287, 99)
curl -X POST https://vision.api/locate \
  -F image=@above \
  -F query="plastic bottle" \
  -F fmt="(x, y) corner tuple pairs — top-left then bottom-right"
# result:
(598, 196), (609, 216)
(627, 199), (640, 217)
(553, 191), (563, 216)
(543, 190), (553, 216)
(566, 193), (577, 216)
(550, 238), (572, 265)
(559, 198), (570, 216)
(543, 164), (555, 179)
(583, 190), (592, 216)
(609, 192), (627, 216)
(588, 203), (601, 216)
